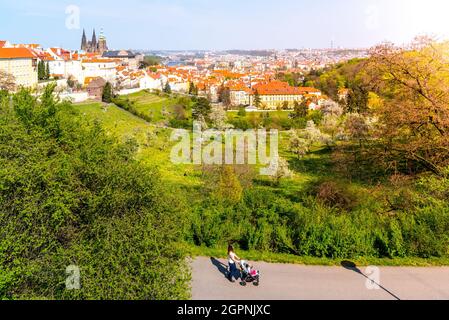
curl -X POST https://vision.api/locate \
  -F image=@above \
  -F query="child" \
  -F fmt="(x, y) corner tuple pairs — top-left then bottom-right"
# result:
(240, 260), (257, 276)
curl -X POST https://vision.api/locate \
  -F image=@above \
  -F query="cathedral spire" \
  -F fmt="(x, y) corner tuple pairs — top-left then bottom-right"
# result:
(92, 29), (97, 49)
(81, 29), (87, 51)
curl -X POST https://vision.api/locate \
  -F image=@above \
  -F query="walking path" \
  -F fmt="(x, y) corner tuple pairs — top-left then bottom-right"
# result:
(191, 257), (449, 300)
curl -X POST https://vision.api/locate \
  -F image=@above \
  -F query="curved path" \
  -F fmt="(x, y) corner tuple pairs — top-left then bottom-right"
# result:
(191, 257), (449, 300)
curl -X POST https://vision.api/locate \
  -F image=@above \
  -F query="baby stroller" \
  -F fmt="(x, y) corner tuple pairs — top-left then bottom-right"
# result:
(239, 260), (260, 286)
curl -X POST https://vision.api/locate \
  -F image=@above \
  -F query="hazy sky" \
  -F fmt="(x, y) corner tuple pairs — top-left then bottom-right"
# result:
(1, 0), (449, 50)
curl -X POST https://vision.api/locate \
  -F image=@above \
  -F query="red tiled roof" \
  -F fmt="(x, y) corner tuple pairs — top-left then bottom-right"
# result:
(0, 48), (34, 59)
(252, 81), (320, 95)
(0, 41), (6, 48)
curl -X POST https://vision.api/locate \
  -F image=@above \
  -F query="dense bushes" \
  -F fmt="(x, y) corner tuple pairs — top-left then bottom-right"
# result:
(0, 86), (190, 300)
(188, 179), (449, 260)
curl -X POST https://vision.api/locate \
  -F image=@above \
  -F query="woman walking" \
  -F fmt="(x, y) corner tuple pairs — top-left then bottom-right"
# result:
(227, 245), (241, 283)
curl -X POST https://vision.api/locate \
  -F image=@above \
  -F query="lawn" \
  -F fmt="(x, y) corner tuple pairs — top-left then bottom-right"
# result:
(124, 90), (192, 124)
(72, 101), (202, 190)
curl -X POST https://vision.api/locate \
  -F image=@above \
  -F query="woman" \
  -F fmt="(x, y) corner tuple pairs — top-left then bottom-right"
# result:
(227, 245), (241, 283)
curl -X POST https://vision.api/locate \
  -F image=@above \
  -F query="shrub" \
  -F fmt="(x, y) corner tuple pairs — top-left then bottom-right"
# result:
(312, 180), (358, 211)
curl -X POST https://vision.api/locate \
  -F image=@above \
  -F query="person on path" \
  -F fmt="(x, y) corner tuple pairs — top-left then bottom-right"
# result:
(227, 245), (241, 283)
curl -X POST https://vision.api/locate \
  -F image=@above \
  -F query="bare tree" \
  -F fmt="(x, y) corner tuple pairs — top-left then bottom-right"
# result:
(0, 70), (16, 91)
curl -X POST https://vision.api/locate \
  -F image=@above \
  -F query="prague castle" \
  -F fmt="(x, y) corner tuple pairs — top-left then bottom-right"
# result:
(81, 28), (108, 54)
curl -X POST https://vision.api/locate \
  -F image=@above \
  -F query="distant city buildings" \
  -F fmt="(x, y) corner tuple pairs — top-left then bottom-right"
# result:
(0, 32), (368, 106)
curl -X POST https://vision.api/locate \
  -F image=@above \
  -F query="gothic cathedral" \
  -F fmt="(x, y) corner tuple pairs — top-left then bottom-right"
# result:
(81, 29), (108, 54)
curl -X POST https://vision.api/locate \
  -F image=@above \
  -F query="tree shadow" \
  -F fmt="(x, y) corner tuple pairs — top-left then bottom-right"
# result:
(210, 257), (229, 278)
(341, 261), (401, 300)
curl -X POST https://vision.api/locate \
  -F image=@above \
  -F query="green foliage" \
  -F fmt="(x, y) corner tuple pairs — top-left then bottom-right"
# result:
(237, 106), (247, 117)
(0, 86), (190, 300)
(163, 82), (172, 94)
(216, 166), (243, 204)
(192, 97), (211, 120)
(188, 82), (198, 96)
(346, 85), (369, 114)
(253, 90), (261, 109)
(102, 82), (113, 103)
(45, 62), (50, 80)
(291, 100), (308, 119)
(188, 176), (449, 260)
(139, 55), (162, 69)
(38, 61), (46, 81)
(276, 72), (302, 87)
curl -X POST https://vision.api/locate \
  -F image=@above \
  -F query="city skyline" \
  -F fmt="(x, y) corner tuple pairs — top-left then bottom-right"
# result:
(2, 0), (449, 50)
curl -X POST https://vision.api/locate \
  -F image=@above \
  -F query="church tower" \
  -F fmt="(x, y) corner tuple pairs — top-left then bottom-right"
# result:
(97, 28), (108, 55)
(81, 29), (87, 51)
(91, 29), (97, 51)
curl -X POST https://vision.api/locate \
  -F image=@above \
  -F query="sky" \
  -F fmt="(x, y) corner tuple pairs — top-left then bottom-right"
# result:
(1, 0), (449, 50)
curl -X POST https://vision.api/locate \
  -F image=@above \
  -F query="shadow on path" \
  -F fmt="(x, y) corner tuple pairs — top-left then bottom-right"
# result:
(341, 261), (401, 300)
(210, 257), (229, 278)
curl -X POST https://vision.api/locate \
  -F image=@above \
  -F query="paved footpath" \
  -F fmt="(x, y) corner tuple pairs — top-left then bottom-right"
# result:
(191, 257), (449, 300)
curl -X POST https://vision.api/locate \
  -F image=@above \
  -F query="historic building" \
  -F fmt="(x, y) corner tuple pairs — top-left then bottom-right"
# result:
(249, 81), (321, 110)
(81, 29), (108, 54)
(0, 47), (38, 89)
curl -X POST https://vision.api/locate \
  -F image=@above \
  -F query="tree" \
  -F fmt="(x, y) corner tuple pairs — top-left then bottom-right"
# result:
(38, 61), (45, 81)
(67, 76), (76, 89)
(192, 97), (212, 120)
(189, 82), (198, 96)
(291, 100), (309, 119)
(304, 120), (326, 144)
(320, 100), (343, 117)
(172, 104), (187, 121)
(237, 106), (247, 117)
(268, 156), (292, 186)
(262, 112), (272, 127)
(216, 165), (243, 203)
(209, 105), (230, 130)
(164, 82), (172, 94)
(346, 84), (369, 114)
(45, 62), (50, 80)
(366, 38), (449, 175)
(102, 82), (113, 103)
(289, 130), (310, 159)
(321, 114), (340, 141)
(253, 90), (261, 109)
(344, 113), (370, 148)
(139, 55), (162, 69)
(0, 70), (16, 91)
(218, 85), (231, 107)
